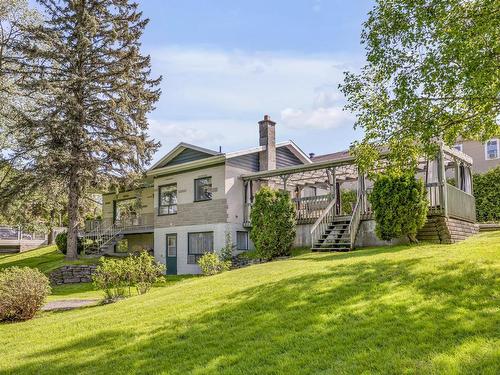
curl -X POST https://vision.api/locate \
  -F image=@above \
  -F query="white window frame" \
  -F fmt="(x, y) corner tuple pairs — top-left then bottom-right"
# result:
(485, 139), (499, 160)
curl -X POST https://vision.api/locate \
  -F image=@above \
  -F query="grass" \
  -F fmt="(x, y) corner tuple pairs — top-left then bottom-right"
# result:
(0, 245), (98, 274)
(1, 232), (499, 374)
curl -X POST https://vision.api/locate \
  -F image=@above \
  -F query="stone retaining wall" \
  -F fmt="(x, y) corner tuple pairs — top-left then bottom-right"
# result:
(49, 265), (98, 285)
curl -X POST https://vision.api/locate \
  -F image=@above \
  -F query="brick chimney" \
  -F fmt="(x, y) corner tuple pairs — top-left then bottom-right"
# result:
(258, 115), (276, 171)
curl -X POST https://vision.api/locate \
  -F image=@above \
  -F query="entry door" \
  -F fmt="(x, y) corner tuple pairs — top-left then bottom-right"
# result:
(166, 234), (177, 275)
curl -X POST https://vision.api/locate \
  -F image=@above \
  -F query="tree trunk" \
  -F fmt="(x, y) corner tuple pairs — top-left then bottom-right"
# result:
(47, 209), (55, 245)
(66, 169), (80, 260)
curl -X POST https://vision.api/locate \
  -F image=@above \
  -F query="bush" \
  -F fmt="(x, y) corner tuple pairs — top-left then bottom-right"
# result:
(473, 167), (500, 222)
(370, 173), (428, 242)
(0, 267), (51, 322)
(341, 189), (358, 215)
(219, 229), (234, 262)
(55, 231), (84, 255)
(197, 252), (231, 276)
(250, 186), (296, 260)
(92, 251), (165, 301)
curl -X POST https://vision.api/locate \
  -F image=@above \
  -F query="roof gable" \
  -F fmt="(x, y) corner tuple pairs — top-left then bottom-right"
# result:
(149, 143), (220, 170)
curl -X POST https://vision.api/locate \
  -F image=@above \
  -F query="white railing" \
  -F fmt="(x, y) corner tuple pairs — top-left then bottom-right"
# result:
(349, 198), (362, 250)
(83, 222), (123, 254)
(310, 199), (337, 247)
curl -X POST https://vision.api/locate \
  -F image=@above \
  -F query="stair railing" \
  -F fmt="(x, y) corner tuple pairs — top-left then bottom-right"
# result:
(310, 198), (337, 247)
(83, 221), (123, 254)
(349, 198), (362, 250)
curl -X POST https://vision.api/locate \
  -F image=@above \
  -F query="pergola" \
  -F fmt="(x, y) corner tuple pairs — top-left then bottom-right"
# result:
(240, 142), (475, 226)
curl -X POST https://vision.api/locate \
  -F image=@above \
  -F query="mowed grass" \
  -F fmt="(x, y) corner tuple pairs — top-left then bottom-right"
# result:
(1, 232), (499, 374)
(0, 245), (97, 274)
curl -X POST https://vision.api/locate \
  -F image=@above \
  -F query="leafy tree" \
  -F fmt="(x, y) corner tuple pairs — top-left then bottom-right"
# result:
(2, 0), (161, 259)
(250, 186), (296, 259)
(340, 0), (500, 171)
(473, 167), (500, 222)
(369, 173), (428, 243)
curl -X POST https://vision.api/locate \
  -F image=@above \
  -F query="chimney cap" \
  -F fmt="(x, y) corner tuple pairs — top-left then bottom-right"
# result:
(259, 114), (276, 125)
(309, 152), (315, 159)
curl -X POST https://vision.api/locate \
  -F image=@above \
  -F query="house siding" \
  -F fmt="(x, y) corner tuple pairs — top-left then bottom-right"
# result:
(460, 140), (500, 173)
(276, 146), (303, 168)
(102, 187), (154, 225)
(153, 164), (228, 228)
(227, 153), (260, 172)
(160, 148), (214, 168)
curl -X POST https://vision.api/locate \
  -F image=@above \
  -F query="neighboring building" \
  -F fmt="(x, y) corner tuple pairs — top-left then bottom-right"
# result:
(84, 116), (478, 274)
(452, 139), (500, 173)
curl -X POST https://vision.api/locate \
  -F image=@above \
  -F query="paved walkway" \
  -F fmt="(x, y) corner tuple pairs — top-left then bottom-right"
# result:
(42, 299), (100, 311)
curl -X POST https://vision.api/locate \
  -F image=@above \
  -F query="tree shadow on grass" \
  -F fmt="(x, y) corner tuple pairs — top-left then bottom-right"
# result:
(6, 258), (500, 375)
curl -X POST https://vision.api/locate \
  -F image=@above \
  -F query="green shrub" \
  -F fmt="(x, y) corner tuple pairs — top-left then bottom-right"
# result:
(197, 252), (231, 276)
(474, 167), (500, 222)
(369, 173), (428, 242)
(0, 267), (51, 322)
(219, 229), (234, 262)
(341, 189), (358, 215)
(92, 251), (165, 301)
(250, 186), (296, 260)
(132, 251), (166, 294)
(55, 231), (83, 255)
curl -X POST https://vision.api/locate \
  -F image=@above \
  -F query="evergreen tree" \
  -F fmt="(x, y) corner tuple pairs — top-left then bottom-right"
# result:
(3, 0), (161, 259)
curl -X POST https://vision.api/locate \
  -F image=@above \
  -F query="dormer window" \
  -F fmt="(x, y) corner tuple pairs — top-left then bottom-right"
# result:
(485, 139), (499, 160)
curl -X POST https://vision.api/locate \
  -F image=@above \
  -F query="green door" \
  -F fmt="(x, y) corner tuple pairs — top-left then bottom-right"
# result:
(166, 234), (177, 275)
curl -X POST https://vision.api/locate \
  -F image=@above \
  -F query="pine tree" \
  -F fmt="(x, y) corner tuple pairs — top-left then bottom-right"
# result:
(4, 0), (161, 259)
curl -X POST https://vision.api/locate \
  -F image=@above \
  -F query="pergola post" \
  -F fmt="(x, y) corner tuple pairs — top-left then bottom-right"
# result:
(454, 159), (461, 189)
(280, 175), (290, 192)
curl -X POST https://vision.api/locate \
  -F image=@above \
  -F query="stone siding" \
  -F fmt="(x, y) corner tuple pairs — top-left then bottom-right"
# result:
(49, 265), (98, 285)
(155, 199), (228, 227)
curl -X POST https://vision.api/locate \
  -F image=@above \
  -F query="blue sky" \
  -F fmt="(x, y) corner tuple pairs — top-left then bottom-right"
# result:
(138, 0), (375, 160)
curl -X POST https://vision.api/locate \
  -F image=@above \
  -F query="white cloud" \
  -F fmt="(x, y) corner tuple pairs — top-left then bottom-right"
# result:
(281, 106), (353, 130)
(144, 46), (362, 157)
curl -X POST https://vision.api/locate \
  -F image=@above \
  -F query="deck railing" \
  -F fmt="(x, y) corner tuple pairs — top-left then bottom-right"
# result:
(293, 194), (332, 223)
(349, 199), (362, 249)
(85, 213), (154, 233)
(310, 199), (337, 247)
(446, 183), (476, 222)
(426, 182), (442, 214)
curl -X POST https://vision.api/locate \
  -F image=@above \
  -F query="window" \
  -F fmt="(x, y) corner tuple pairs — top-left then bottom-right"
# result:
(159, 184), (177, 215)
(236, 231), (249, 251)
(453, 144), (463, 152)
(166, 234), (177, 257)
(194, 177), (213, 201)
(485, 139), (499, 160)
(114, 198), (139, 223)
(187, 232), (213, 264)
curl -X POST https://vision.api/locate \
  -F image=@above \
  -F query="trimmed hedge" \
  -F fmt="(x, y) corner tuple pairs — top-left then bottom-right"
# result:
(250, 186), (296, 260)
(369, 173), (428, 242)
(473, 166), (500, 222)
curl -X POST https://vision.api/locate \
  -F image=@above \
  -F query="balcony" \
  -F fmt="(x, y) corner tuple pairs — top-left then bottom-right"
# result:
(84, 213), (154, 234)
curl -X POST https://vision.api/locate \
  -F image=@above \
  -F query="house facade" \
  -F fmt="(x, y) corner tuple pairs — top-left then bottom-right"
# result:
(453, 140), (500, 173)
(85, 115), (478, 274)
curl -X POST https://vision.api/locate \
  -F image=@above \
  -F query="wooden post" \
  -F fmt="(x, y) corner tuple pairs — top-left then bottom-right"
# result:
(438, 145), (448, 217)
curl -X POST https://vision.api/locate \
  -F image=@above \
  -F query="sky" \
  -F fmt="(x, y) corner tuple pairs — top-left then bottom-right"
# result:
(137, 0), (375, 161)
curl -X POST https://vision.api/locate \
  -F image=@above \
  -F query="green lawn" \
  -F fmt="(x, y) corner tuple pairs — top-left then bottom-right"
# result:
(0, 245), (97, 274)
(1, 232), (499, 374)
